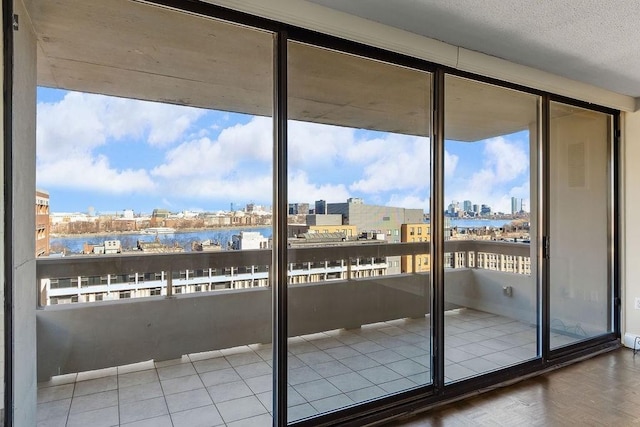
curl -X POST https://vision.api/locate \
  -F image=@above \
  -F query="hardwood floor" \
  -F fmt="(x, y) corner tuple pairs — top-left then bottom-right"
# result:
(390, 348), (640, 426)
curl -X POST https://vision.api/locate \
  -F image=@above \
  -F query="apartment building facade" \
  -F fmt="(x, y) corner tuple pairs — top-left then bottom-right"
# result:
(35, 190), (50, 258)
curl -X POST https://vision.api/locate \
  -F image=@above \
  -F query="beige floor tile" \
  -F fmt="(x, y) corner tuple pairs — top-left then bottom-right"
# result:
(193, 356), (231, 374)
(73, 376), (118, 397)
(119, 381), (163, 403)
(119, 396), (168, 424)
(66, 405), (119, 427)
(171, 404), (224, 427)
(36, 415), (67, 427)
(161, 374), (204, 395)
(200, 367), (242, 387)
(207, 380), (253, 403)
(70, 390), (118, 414)
(121, 414), (173, 427)
(118, 369), (159, 389)
(216, 395), (268, 424)
(165, 388), (213, 413)
(37, 398), (71, 422)
(37, 384), (74, 404)
(157, 362), (196, 380)
(226, 413), (272, 427)
(244, 373), (272, 394)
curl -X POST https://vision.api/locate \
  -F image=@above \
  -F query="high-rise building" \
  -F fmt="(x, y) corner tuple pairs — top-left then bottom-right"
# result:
(447, 201), (460, 216)
(511, 197), (518, 215)
(289, 202), (310, 215)
(463, 200), (472, 213)
(315, 199), (327, 215)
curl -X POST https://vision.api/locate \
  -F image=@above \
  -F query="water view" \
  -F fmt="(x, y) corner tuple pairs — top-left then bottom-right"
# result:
(50, 227), (273, 254)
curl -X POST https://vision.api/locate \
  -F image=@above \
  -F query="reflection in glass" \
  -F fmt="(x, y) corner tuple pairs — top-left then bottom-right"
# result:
(549, 102), (612, 349)
(287, 41), (432, 421)
(444, 75), (539, 383)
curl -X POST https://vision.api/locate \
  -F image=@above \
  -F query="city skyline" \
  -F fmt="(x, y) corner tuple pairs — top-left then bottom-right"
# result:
(37, 88), (531, 214)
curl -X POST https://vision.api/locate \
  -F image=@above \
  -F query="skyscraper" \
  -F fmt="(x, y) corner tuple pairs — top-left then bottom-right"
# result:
(315, 200), (327, 215)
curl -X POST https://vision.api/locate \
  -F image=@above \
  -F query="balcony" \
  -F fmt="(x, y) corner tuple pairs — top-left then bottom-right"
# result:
(35, 240), (581, 425)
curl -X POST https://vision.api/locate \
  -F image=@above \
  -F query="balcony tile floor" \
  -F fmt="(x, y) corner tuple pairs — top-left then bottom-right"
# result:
(37, 308), (577, 426)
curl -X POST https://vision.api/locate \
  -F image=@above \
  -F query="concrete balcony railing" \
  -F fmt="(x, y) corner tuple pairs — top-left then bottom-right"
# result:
(35, 241), (533, 381)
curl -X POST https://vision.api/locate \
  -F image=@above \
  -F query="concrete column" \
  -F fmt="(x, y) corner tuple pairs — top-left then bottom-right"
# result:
(10, 0), (38, 423)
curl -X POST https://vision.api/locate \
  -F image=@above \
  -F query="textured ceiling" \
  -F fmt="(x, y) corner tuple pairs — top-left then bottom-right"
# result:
(308, 0), (640, 98)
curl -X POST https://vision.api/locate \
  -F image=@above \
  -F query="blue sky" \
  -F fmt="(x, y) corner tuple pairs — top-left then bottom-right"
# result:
(36, 88), (530, 214)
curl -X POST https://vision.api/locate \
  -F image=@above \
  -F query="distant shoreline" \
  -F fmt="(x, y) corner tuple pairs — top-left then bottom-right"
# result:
(50, 225), (269, 239)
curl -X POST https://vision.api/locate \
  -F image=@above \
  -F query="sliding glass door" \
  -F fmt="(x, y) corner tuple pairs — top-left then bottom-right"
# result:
(287, 41), (432, 421)
(443, 75), (540, 383)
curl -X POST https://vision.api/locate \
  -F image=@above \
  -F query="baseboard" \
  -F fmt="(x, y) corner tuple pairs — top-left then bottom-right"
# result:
(623, 332), (640, 349)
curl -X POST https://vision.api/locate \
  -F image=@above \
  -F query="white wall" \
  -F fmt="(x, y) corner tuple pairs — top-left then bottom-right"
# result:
(623, 110), (640, 348)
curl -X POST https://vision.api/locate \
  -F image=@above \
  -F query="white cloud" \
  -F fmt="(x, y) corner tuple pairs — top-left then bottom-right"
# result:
(483, 137), (528, 182)
(162, 174), (273, 203)
(151, 117), (271, 179)
(445, 150), (459, 176)
(288, 170), (351, 203)
(37, 154), (155, 194)
(349, 135), (430, 194)
(102, 96), (205, 146)
(37, 91), (205, 161)
(37, 89), (531, 213)
(152, 119), (430, 206)
(288, 121), (355, 168)
(36, 91), (205, 197)
(445, 137), (530, 213)
(37, 92), (107, 160)
(386, 194), (430, 211)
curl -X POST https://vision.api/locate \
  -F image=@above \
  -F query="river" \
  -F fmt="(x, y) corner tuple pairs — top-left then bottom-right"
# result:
(448, 218), (519, 229)
(50, 227), (273, 254)
(51, 219), (521, 254)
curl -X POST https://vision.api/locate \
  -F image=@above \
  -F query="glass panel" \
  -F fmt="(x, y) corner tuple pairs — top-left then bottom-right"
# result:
(444, 75), (539, 383)
(549, 102), (612, 349)
(34, 3), (273, 424)
(287, 41), (432, 422)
